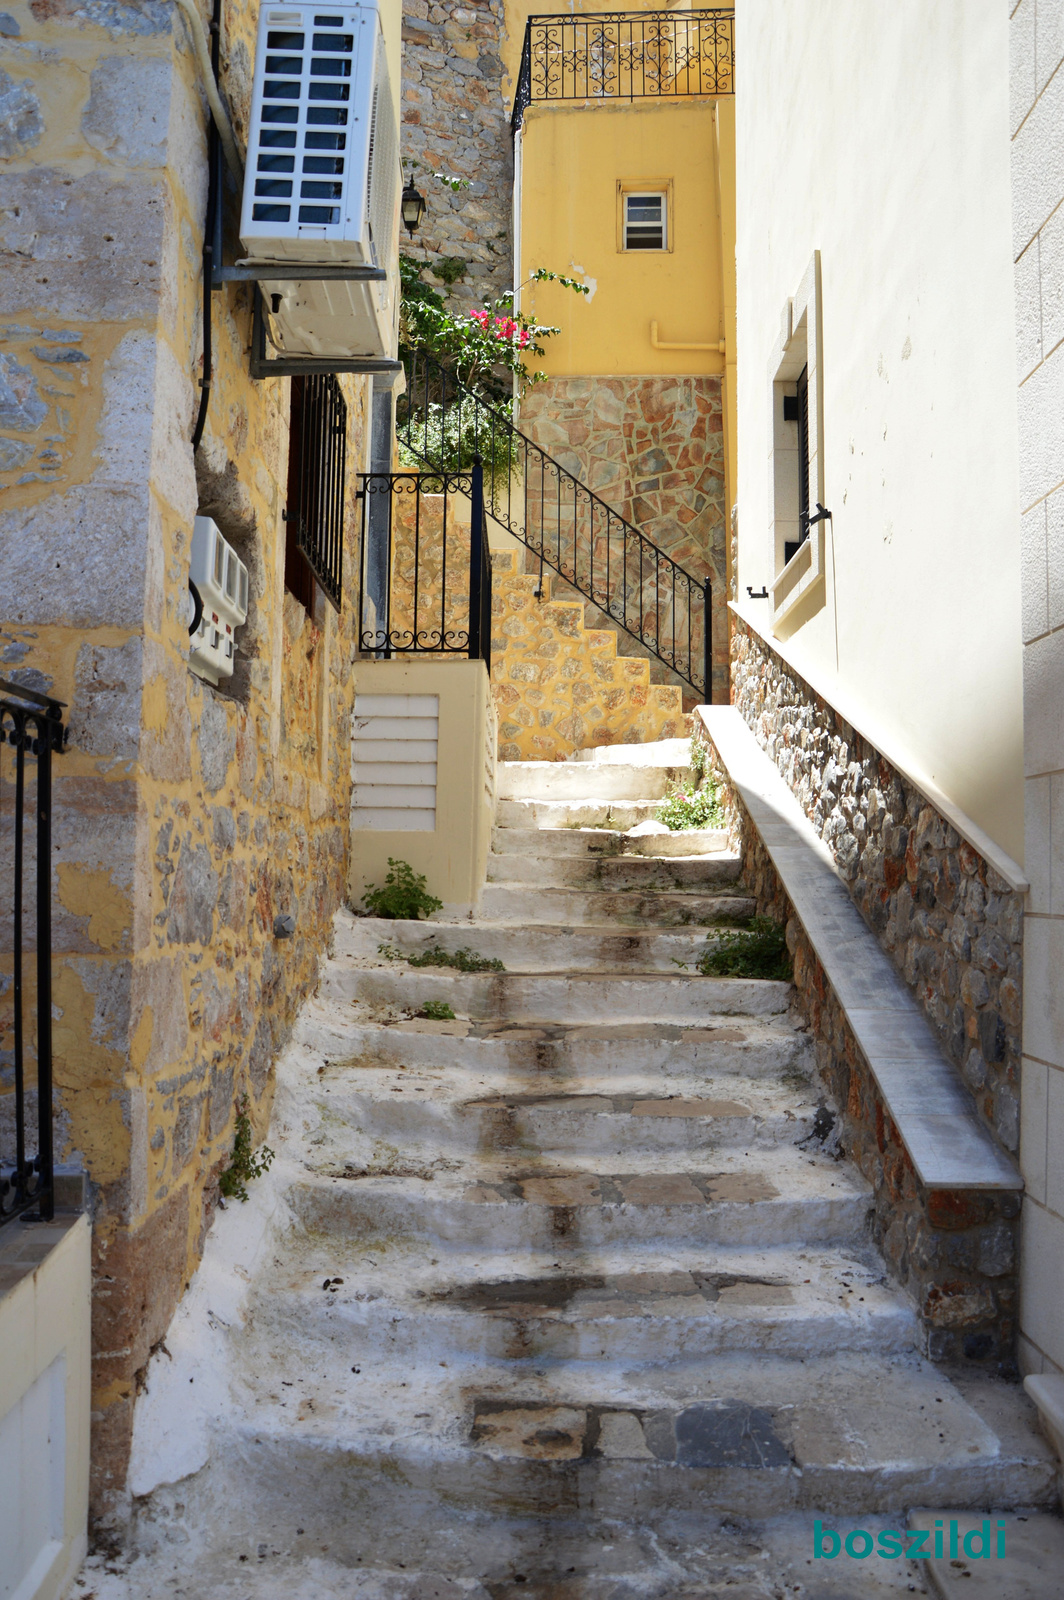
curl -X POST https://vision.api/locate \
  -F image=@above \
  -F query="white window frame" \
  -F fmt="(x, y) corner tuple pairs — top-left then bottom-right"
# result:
(619, 183), (671, 252)
(769, 250), (825, 627)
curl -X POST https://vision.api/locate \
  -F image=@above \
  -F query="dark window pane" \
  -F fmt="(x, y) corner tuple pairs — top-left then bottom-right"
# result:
(258, 154), (295, 172)
(298, 204), (340, 223)
(312, 32), (352, 50)
(262, 105), (299, 123)
(265, 55), (303, 73)
(267, 31), (304, 47)
(306, 131), (347, 148)
(252, 203), (291, 222)
(303, 155), (345, 173)
(307, 107), (348, 124)
(255, 178), (293, 197)
(308, 82), (350, 99)
(263, 81), (302, 99)
(261, 129), (298, 147)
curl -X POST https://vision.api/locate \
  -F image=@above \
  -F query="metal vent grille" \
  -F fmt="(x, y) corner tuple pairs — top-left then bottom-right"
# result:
(367, 29), (398, 262)
(250, 11), (357, 228)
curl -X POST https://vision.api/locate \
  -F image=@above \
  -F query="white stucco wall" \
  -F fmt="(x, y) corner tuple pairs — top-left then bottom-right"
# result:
(734, 0), (1024, 862)
(1012, 0), (1064, 1380)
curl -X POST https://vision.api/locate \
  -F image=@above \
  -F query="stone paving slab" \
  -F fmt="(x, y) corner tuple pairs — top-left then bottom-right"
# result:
(908, 1509), (1064, 1597)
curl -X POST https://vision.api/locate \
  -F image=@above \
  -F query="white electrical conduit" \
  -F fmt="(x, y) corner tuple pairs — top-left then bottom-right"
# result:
(649, 320), (726, 356)
(173, 0), (244, 182)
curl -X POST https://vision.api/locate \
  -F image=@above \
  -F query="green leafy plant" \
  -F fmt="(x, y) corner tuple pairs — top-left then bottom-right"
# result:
(363, 859), (443, 921)
(399, 255), (589, 397)
(434, 256), (468, 286)
(419, 1000), (456, 1020)
(219, 1097), (275, 1202)
(379, 942), (504, 973)
(697, 917), (792, 981)
(396, 397), (520, 488)
(655, 780), (725, 832)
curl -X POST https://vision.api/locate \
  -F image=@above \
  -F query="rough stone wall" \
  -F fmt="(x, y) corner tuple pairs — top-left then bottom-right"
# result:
(0, 0), (371, 1519)
(731, 617), (1023, 1163)
(518, 374), (728, 701)
(700, 733), (1020, 1368)
(490, 552), (685, 758)
(400, 0), (513, 309)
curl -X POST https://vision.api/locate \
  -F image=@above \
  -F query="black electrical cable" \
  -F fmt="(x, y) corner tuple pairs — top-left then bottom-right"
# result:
(191, 0), (223, 449)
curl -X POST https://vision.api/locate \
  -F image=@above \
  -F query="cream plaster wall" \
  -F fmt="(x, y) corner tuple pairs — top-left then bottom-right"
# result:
(734, 0), (1024, 863)
(348, 659), (496, 916)
(1012, 0), (1064, 1380)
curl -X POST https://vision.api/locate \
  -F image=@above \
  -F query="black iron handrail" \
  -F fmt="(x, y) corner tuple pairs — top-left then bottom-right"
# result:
(512, 9), (735, 133)
(0, 678), (66, 1227)
(356, 461), (492, 670)
(397, 349), (711, 701)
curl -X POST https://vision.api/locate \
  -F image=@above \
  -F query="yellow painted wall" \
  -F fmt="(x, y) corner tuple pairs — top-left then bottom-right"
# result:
(518, 99), (727, 380)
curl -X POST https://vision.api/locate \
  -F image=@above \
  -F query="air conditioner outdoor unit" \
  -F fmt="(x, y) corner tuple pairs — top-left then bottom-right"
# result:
(239, 0), (401, 359)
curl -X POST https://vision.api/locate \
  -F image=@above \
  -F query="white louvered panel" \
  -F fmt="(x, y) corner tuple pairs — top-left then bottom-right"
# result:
(351, 692), (438, 832)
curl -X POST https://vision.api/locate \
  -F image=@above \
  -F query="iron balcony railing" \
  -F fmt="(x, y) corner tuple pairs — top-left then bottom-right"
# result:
(512, 8), (735, 132)
(1, 678), (66, 1227)
(356, 460), (492, 669)
(398, 349), (711, 702)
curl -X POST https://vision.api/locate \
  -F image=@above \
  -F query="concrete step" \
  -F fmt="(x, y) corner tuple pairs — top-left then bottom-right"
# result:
(338, 914), (738, 974)
(486, 850), (742, 890)
(495, 797), (664, 830)
(491, 825), (730, 858)
(143, 1354), (1056, 1543)
(252, 1241), (920, 1366)
(295, 1063), (827, 1159)
(295, 1003), (816, 1084)
(567, 737), (694, 767)
(286, 1145), (874, 1252)
(497, 762), (691, 802)
(477, 882), (755, 926)
(320, 961), (791, 1022)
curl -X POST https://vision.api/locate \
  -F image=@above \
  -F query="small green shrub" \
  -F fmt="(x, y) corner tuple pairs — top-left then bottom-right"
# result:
(379, 942), (504, 973)
(655, 780), (725, 832)
(363, 859), (443, 921)
(420, 1000), (456, 1020)
(219, 1098), (275, 1203)
(434, 256), (468, 285)
(697, 916), (792, 982)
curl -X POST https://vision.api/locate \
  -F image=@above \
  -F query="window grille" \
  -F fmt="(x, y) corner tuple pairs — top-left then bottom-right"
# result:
(623, 192), (666, 250)
(783, 366), (810, 566)
(285, 372), (347, 610)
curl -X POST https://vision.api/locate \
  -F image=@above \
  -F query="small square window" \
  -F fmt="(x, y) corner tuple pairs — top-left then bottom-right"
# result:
(623, 192), (666, 251)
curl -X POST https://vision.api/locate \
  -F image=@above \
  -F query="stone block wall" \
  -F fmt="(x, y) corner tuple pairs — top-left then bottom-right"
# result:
(490, 552), (685, 758)
(518, 374), (728, 702)
(731, 616), (1023, 1164)
(702, 740), (1020, 1367)
(400, 0), (513, 308)
(0, 0), (373, 1519)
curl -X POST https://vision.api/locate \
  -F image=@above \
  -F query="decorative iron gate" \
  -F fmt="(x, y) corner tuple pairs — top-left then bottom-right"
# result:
(356, 458), (492, 669)
(1, 679), (67, 1227)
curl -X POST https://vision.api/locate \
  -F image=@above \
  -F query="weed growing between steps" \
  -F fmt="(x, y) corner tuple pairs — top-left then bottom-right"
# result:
(362, 859), (443, 920)
(699, 916), (792, 981)
(656, 779), (725, 831)
(378, 942), (505, 972)
(218, 1098), (275, 1202)
(419, 1000), (457, 1020)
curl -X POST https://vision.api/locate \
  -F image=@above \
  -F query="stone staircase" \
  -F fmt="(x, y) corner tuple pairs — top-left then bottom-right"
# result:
(100, 740), (1057, 1600)
(490, 552), (687, 761)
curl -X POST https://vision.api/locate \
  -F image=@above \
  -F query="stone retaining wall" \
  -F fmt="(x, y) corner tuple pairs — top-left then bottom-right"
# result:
(730, 615), (1022, 1160)
(700, 732), (1020, 1369)
(400, 0), (513, 309)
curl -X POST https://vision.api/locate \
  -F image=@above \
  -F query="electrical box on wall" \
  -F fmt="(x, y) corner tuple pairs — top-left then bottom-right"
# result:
(239, 0), (401, 359)
(188, 517), (249, 686)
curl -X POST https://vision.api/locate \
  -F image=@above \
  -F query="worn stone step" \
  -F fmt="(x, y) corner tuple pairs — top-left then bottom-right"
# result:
(253, 1240), (920, 1365)
(566, 737), (694, 767)
(497, 762), (690, 802)
(477, 882), (755, 927)
(138, 1354), (1056, 1547)
(495, 797), (664, 830)
(295, 1004), (815, 1084)
(285, 1145), (873, 1252)
(491, 825), (730, 858)
(486, 850), (742, 890)
(319, 962), (790, 1022)
(337, 913), (741, 975)
(295, 1064), (826, 1159)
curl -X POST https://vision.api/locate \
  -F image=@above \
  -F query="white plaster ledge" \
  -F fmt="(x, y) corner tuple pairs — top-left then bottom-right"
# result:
(729, 600), (1029, 894)
(1024, 1374), (1064, 1469)
(698, 705), (1023, 1193)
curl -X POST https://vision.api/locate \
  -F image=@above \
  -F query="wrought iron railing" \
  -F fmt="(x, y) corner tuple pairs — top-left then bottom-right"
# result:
(288, 373), (347, 610)
(1, 679), (66, 1227)
(512, 8), (735, 132)
(397, 349), (711, 701)
(356, 460), (492, 669)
